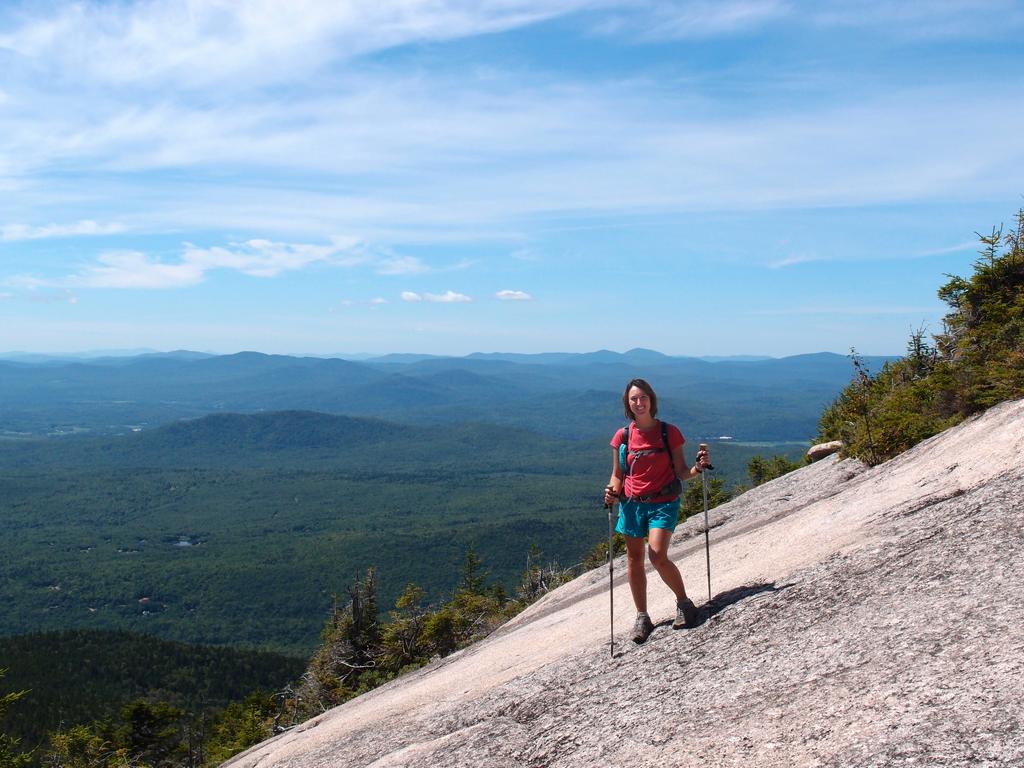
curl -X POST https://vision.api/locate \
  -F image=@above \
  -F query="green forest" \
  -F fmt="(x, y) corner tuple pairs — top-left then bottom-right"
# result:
(0, 412), (800, 655)
(0, 631), (302, 752)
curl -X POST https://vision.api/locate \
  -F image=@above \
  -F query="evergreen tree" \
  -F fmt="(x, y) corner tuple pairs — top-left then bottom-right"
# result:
(42, 724), (124, 768)
(378, 584), (430, 674)
(117, 700), (187, 768)
(457, 549), (487, 596)
(819, 206), (1024, 464)
(581, 532), (626, 571)
(679, 475), (730, 520)
(746, 454), (803, 487)
(289, 568), (381, 718)
(201, 692), (276, 767)
(515, 544), (570, 605)
(0, 671), (32, 768)
(423, 549), (509, 658)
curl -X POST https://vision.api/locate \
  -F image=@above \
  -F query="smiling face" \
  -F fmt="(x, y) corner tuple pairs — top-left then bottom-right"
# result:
(627, 386), (651, 419)
(621, 378), (658, 421)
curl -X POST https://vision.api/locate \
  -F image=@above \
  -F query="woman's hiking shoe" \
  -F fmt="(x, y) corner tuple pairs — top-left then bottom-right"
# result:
(673, 598), (698, 629)
(631, 612), (655, 643)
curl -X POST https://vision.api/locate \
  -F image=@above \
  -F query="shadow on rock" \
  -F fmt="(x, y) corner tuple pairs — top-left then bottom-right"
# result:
(696, 581), (791, 627)
(647, 582), (789, 634)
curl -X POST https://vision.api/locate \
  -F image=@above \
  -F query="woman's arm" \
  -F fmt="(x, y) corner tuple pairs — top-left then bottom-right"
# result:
(675, 444), (710, 481)
(604, 448), (624, 505)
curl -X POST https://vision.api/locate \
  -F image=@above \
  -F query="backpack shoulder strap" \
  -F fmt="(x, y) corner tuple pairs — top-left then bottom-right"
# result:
(620, 424), (631, 476)
(661, 421), (678, 478)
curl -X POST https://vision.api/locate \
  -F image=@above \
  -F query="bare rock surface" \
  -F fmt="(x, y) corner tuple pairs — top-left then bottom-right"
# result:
(224, 399), (1024, 768)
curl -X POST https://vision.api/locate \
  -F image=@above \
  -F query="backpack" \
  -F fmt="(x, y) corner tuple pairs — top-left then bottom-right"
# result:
(619, 421), (682, 501)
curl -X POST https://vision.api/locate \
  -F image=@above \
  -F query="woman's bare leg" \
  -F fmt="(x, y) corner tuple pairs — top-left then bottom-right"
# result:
(624, 535), (648, 613)
(647, 527), (687, 602)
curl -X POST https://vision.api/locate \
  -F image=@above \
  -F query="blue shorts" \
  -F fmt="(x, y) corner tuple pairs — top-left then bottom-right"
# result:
(615, 498), (680, 538)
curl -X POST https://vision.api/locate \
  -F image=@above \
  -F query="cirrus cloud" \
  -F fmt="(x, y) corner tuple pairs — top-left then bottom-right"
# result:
(0, 1), (604, 90)
(2, 220), (126, 241)
(377, 256), (430, 275)
(401, 290), (472, 303)
(426, 290), (472, 303)
(78, 250), (205, 289)
(495, 289), (532, 300)
(180, 237), (364, 278)
(12, 236), (370, 290)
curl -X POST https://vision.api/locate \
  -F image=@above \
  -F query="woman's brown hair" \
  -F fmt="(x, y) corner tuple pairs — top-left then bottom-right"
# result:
(622, 378), (658, 421)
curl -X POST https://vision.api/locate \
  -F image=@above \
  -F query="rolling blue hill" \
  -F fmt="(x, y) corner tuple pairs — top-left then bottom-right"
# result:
(0, 349), (896, 441)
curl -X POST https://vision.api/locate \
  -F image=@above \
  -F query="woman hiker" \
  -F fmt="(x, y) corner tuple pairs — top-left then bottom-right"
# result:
(603, 378), (711, 643)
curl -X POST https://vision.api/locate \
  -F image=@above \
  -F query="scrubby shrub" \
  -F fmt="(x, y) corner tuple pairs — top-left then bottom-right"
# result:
(819, 207), (1024, 464)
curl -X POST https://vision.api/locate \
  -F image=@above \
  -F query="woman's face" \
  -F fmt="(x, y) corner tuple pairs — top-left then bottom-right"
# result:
(627, 386), (651, 419)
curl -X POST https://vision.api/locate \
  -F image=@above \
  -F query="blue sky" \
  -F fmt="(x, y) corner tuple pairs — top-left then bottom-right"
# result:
(1, 0), (1022, 357)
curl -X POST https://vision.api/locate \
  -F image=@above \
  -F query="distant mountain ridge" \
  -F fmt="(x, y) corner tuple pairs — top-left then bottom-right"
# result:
(0, 348), (784, 364)
(0, 349), (898, 442)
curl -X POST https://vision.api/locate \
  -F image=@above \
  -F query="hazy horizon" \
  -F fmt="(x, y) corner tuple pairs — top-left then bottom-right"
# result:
(0, 346), (896, 361)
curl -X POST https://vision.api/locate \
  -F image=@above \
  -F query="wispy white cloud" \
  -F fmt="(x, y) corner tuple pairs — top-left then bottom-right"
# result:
(2, 15), (1022, 241)
(916, 240), (980, 257)
(399, 289), (481, 304)
(1, 220), (126, 241)
(180, 237), (365, 278)
(377, 256), (430, 275)
(336, 296), (388, 309)
(26, 289), (79, 305)
(11, 77), (1019, 244)
(510, 248), (542, 262)
(496, 289), (532, 300)
(76, 250), (205, 289)
(627, 0), (790, 39)
(11, 237), (369, 290)
(807, 0), (1024, 39)
(442, 259), (477, 272)
(750, 305), (939, 316)
(424, 290), (473, 303)
(603, 0), (1024, 41)
(0, 281), (82, 306)
(768, 253), (826, 269)
(770, 235), (994, 267)
(4, 1), (1014, 104)
(0, 1), (603, 90)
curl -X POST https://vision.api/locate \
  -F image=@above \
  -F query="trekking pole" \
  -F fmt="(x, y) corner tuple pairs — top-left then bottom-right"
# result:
(699, 443), (715, 604)
(605, 501), (615, 658)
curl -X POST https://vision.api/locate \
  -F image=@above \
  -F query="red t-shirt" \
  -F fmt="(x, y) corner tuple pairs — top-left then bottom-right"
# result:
(611, 421), (685, 501)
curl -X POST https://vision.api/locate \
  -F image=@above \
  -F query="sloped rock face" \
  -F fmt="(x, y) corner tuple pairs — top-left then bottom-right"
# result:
(225, 400), (1024, 768)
